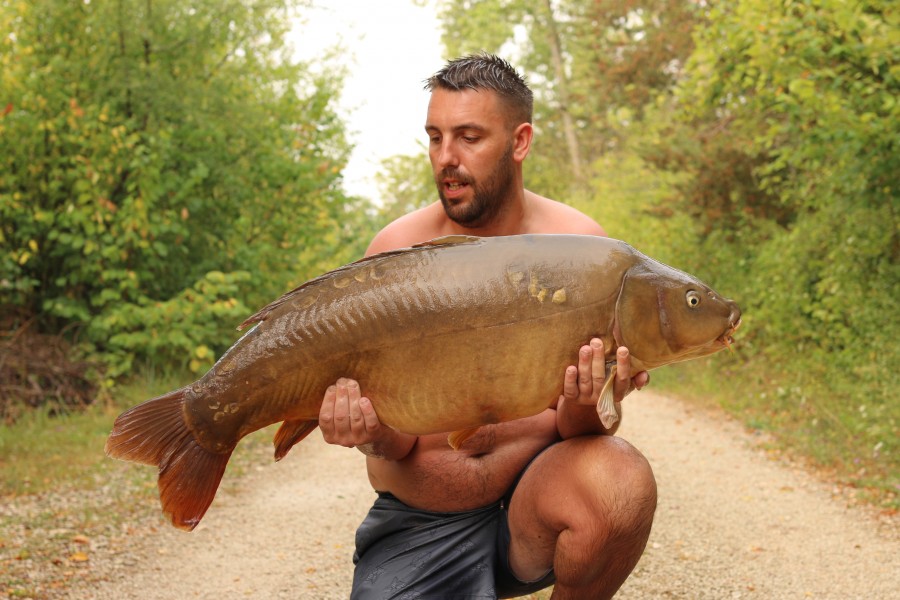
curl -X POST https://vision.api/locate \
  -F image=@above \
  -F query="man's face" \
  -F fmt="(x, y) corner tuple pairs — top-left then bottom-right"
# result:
(425, 88), (517, 228)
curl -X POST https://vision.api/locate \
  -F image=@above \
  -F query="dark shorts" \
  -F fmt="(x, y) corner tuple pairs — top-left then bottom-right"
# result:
(350, 458), (555, 599)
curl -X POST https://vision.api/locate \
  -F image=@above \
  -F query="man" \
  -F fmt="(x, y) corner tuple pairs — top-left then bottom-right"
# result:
(319, 54), (656, 599)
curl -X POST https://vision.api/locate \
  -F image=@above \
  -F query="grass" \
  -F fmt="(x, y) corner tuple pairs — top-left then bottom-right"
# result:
(0, 370), (283, 497)
(0, 374), (185, 496)
(0, 372), (280, 598)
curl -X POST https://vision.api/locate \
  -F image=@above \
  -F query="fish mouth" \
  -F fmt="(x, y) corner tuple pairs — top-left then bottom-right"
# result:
(718, 316), (742, 352)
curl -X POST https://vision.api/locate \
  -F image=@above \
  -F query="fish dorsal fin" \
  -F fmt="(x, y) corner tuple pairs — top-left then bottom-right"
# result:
(237, 236), (483, 330)
(412, 235), (482, 248)
(447, 426), (482, 450)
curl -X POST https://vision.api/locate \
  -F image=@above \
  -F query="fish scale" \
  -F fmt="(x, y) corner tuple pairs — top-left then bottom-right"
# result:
(106, 233), (741, 530)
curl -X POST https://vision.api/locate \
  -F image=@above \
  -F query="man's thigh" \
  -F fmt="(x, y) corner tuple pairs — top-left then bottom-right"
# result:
(504, 435), (644, 581)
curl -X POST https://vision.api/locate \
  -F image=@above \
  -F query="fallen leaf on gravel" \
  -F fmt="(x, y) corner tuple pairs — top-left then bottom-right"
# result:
(73, 535), (90, 545)
(70, 552), (89, 562)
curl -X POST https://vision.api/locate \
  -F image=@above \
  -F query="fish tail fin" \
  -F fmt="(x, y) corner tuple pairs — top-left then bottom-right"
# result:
(105, 388), (231, 531)
(273, 419), (318, 461)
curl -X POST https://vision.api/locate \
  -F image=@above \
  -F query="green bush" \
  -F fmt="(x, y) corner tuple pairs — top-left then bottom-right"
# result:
(0, 1), (373, 384)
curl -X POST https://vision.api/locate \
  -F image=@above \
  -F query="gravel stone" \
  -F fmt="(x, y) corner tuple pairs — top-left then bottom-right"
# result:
(16, 391), (898, 599)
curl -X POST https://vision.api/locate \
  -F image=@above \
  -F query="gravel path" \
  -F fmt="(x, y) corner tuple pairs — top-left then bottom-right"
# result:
(66, 391), (898, 599)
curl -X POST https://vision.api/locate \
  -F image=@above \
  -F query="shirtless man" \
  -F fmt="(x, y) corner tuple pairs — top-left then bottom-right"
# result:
(319, 54), (657, 599)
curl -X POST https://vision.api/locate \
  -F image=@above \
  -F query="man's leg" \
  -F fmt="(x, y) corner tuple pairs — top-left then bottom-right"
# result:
(505, 435), (657, 600)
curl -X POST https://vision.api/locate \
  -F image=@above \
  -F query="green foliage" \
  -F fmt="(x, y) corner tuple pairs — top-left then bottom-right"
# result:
(0, 0), (373, 381)
(637, 0), (899, 496)
(434, 0), (700, 196)
(664, 0), (899, 377)
(90, 270), (253, 378)
(427, 0), (898, 499)
(373, 151), (436, 223)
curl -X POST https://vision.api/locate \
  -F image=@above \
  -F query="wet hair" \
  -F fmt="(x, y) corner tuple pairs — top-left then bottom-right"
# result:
(424, 53), (533, 126)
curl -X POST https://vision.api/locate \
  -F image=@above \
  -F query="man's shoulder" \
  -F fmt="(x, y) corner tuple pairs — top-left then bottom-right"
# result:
(366, 203), (445, 256)
(528, 193), (607, 237)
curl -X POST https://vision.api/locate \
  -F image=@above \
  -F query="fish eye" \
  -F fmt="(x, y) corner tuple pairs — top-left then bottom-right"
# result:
(686, 291), (701, 308)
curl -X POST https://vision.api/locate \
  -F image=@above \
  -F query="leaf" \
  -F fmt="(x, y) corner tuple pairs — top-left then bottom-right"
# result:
(788, 78), (816, 100)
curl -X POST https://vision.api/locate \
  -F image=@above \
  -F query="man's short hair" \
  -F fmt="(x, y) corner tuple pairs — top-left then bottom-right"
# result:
(424, 53), (533, 127)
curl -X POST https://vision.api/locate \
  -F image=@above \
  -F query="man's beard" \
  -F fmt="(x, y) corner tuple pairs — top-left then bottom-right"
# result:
(437, 144), (515, 228)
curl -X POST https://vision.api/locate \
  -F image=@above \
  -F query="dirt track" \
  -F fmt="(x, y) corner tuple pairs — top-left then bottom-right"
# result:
(68, 391), (899, 599)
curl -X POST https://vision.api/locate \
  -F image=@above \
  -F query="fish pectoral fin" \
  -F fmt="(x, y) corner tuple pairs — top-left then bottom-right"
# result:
(597, 365), (620, 430)
(273, 419), (318, 461)
(447, 426), (482, 450)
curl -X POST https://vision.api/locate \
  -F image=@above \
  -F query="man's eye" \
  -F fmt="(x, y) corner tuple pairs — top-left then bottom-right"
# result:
(462, 136), (479, 143)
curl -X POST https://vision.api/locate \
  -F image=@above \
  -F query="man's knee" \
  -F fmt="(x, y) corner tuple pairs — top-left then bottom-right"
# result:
(575, 436), (657, 535)
(551, 437), (657, 594)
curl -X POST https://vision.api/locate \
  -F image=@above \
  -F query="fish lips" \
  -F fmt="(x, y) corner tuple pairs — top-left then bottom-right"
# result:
(717, 315), (743, 351)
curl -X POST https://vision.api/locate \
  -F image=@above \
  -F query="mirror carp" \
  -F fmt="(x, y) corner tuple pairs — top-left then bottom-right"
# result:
(106, 234), (741, 530)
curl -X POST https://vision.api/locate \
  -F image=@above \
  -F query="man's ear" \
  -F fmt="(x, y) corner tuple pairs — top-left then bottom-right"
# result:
(512, 122), (533, 163)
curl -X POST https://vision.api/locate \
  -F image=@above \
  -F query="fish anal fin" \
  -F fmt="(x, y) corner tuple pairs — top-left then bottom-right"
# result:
(448, 426), (481, 450)
(597, 365), (620, 430)
(105, 387), (232, 531)
(273, 419), (318, 461)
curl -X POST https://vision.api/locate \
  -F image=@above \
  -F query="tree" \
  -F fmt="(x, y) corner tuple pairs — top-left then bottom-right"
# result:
(652, 0), (898, 357)
(0, 0), (371, 379)
(641, 0), (899, 477)
(433, 0), (699, 196)
(374, 151), (436, 225)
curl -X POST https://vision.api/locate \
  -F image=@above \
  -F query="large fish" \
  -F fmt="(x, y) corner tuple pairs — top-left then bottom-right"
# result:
(106, 234), (741, 530)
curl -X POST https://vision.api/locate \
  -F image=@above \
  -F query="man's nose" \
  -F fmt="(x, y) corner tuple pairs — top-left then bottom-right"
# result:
(433, 140), (459, 170)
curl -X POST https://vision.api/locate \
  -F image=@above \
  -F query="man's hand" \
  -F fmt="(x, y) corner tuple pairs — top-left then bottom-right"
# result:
(560, 338), (649, 407)
(319, 378), (382, 448)
(319, 378), (417, 460)
(556, 338), (649, 438)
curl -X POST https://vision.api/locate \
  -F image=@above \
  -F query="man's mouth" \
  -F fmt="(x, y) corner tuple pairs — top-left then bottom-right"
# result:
(439, 169), (473, 195)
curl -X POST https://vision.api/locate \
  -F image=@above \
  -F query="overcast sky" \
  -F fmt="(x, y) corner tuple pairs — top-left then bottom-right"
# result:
(290, 1), (444, 201)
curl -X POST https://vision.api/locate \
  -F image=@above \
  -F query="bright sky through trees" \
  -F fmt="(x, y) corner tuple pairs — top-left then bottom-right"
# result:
(290, 1), (443, 201)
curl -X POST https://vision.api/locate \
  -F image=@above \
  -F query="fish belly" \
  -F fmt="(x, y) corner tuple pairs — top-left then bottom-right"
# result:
(352, 309), (593, 434)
